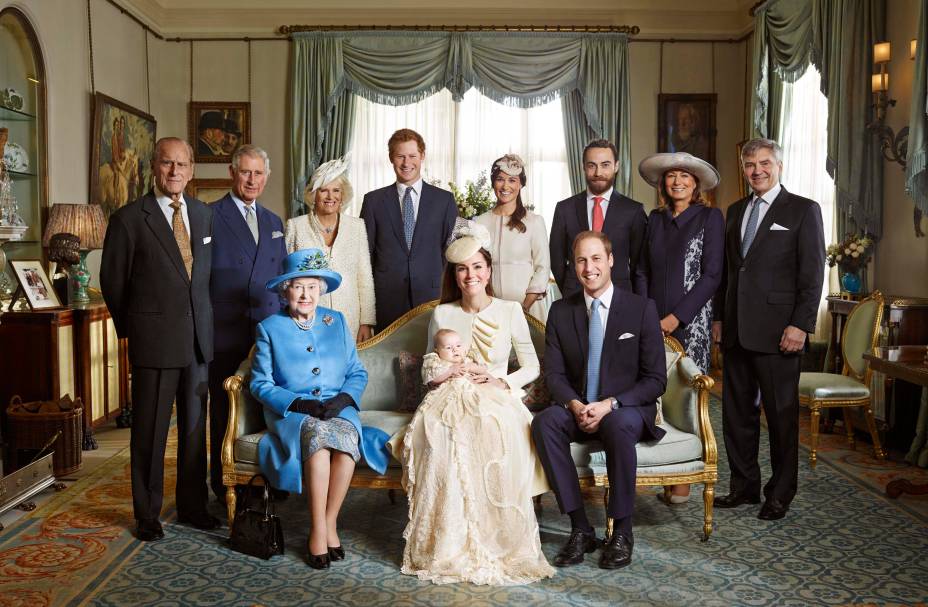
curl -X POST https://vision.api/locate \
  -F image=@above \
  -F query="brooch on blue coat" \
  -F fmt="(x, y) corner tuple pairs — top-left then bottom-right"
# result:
(322, 314), (334, 326)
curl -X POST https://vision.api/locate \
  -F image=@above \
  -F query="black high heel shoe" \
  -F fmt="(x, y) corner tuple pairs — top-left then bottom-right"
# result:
(328, 546), (345, 561)
(307, 552), (330, 570)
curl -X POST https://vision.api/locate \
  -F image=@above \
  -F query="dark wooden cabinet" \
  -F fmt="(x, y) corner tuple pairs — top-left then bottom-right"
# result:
(0, 300), (129, 460)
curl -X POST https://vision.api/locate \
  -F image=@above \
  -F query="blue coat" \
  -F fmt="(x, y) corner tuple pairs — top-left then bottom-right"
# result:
(210, 194), (287, 355)
(250, 309), (389, 493)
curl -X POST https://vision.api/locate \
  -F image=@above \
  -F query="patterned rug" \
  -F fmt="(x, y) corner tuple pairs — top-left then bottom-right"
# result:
(2, 400), (927, 607)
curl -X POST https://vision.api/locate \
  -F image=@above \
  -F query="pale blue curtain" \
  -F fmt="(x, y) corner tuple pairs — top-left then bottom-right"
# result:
(751, 0), (885, 237)
(906, 0), (928, 215)
(289, 31), (632, 217)
(561, 90), (595, 193)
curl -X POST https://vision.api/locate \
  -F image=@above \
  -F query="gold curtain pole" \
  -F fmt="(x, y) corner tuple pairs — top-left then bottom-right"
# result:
(278, 24), (640, 35)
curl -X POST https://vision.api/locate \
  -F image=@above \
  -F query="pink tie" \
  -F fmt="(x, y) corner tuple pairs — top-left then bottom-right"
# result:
(592, 197), (604, 232)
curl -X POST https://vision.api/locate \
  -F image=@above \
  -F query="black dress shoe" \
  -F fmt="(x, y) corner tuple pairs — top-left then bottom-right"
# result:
(176, 511), (222, 530)
(308, 552), (331, 570)
(553, 528), (600, 567)
(136, 518), (164, 542)
(757, 499), (788, 520)
(599, 533), (633, 570)
(328, 546), (345, 561)
(713, 491), (761, 508)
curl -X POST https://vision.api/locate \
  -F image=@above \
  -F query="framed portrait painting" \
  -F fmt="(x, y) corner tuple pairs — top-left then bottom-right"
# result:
(185, 178), (231, 204)
(658, 93), (717, 167)
(188, 101), (250, 164)
(10, 259), (61, 309)
(89, 92), (157, 219)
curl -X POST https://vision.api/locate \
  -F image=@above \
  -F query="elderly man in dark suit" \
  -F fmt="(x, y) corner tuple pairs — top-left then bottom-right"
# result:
(100, 137), (220, 541)
(532, 231), (667, 570)
(360, 128), (457, 331)
(549, 139), (648, 298)
(712, 137), (825, 521)
(207, 144), (286, 501)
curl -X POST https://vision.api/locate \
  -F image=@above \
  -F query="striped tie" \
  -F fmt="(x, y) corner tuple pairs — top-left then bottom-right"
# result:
(402, 186), (415, 250)
(169, 200), (193, 278)
(586, 298), (604, 403)
(741, 197), (762, 257)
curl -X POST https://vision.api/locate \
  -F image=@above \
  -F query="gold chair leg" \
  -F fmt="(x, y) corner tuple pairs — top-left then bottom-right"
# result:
(864, 405), (886, 460)
(603, 487), (613, 540)
(842, 409), (856, 450)
(702, 482), (714, 542)
(226, 485), (236, 528)
(810, 406), (821, 469)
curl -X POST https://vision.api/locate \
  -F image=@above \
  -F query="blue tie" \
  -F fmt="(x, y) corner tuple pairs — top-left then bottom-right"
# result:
(402, 186), (415, 250)
(741, 197), (762, 257)
(586, 298), (604, 403)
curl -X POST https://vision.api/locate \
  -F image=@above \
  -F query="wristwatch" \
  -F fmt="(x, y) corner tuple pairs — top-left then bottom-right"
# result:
(609, 397), (620, 410)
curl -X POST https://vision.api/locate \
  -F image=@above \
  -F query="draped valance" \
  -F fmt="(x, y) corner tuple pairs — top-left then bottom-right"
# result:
(289, 31), (630, 217)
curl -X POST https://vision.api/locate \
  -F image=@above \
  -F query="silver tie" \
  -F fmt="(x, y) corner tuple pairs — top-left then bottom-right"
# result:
(245, 204), (259, 244)
(741, 197), (762, 257)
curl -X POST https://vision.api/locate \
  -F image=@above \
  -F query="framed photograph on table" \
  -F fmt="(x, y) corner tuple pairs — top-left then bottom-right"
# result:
(188, 101), (250, 164)
(658, 93), (717, 167)
(9, 259), (61, 310)
(185, 178), (231, 204)
(89, 92), (157, 220)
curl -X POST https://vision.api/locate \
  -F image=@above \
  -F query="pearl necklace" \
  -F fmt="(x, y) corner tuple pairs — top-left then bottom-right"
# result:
(312, 212), (338, 235)
(291, 314), (316, 331)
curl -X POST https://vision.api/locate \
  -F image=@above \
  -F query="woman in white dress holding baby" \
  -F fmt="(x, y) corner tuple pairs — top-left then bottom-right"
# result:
(388, 222), (554, 586)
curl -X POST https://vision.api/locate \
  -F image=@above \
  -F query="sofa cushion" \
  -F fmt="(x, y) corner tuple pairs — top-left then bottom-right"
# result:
(655, 351), (682, 425)
(507, 356), (551, 410)
(396, 351), (427, 413)
(567, 421), (702, 477)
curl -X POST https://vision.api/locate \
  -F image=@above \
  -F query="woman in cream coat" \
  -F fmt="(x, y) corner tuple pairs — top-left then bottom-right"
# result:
(474, 154), (551, 322)
(286, 155), (376, 342)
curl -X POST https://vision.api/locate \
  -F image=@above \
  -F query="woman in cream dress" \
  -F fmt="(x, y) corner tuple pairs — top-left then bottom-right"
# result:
(286, 155), (376, 342)
(474, 154), (551, 322)
(388, 222), (554, 586)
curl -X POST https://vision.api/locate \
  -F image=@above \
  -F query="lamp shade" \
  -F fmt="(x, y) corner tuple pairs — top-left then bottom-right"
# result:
(871, 72), (889, 93)
(912, 39), (918, 60)
(42, 203), (107, 250)
(874, 41), (892, 64)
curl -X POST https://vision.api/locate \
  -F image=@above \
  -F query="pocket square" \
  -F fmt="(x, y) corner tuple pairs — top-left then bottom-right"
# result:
(770, 223), (789, 231)
(272, 231), (284, 239)
(202, 236), (212, 244)
(618, 332), (635, 340)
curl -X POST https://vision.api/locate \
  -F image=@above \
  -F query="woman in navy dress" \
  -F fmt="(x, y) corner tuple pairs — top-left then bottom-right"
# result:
(635, 152), (724, 503)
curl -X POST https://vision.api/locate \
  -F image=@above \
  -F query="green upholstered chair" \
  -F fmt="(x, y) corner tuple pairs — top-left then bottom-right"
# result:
(222, 303), (718, 541)
(798, 291), (886, 468)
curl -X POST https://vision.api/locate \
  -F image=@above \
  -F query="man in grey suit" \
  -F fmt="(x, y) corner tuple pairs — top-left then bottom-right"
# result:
(712, 138), (825, 521)
(360, 128), (458, 331)
(101, 137), (220, 541)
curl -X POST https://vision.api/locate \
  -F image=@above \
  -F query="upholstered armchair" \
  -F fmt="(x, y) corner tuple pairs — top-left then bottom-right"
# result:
(798, 291), (886, 468)
(222, 302), (718, 540)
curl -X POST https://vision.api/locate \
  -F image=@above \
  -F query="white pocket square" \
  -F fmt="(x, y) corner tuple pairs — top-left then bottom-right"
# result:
(202, 236), (212, 244)
(618, 332), (635, 340)
(770, 223), (789, 231)
(272, 231), (284, 239)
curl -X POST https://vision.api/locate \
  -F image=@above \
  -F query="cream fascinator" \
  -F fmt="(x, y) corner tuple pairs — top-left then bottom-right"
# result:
(445, 219), (492, 264)
(637, 152), (719, 190)
(493, 153), (525, 177)
(306, 153), (353, 205)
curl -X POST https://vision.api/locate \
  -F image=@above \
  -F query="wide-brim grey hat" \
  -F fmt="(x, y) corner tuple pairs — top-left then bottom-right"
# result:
(638, 152), (720, 190)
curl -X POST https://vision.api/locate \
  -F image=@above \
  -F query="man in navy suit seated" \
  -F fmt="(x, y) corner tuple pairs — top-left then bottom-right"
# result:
(532, 231), (667, 570)
(360, 129), (458, 331)
(208, 144), (287, 501)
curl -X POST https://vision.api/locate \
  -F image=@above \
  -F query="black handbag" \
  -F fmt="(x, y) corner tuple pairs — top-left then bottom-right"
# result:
(228, 474), (285, 560)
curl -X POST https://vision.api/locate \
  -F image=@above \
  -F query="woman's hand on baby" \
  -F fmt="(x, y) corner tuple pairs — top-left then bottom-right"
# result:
(469, 373), (507, 389)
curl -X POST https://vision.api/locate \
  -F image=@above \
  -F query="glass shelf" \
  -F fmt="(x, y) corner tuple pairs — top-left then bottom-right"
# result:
(0, 105), (35, 121)
(6, 168), (37, 179)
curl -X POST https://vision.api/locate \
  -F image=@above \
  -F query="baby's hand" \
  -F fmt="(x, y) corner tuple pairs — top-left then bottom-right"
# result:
(464, 362), (487, 374)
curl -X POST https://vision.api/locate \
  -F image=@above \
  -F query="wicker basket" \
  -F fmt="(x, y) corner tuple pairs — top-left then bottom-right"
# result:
(7, 394), (83, 476)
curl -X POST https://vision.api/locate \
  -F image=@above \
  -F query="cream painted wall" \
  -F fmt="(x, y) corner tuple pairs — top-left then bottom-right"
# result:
(874, 0), (928, 298)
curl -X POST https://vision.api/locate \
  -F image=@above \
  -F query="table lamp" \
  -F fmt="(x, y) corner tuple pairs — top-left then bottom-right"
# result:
(43, 203), (107, 304)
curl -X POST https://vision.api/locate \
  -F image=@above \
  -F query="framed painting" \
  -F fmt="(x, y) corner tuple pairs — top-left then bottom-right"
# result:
(188, 101), (250, 164)
(185, 178), (231, 204)
(89, 92), (157, 219)
(10, 259), (61, 309)
(658, 93), (717, 167)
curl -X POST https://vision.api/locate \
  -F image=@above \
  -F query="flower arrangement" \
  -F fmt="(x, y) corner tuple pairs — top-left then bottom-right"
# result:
(430, 172), (495, 219)
(825, 234), (873, 273)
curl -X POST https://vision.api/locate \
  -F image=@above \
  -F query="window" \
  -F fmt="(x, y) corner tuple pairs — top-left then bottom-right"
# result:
(345, 89), (572, 228)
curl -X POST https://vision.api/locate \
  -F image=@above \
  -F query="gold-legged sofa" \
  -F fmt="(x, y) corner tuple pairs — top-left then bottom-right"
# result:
(222, 301), (718, 539)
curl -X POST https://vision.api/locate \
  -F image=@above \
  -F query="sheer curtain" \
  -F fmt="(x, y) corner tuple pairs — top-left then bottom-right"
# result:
(778, 66), (837, 341)
(345, 89), (572, 226)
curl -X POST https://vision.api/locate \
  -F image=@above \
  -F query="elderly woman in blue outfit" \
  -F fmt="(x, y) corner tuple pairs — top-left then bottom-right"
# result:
(250, 248), (389, 570)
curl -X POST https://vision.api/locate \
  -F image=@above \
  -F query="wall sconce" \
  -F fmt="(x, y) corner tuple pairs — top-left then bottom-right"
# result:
(911, 39), (918, 60)
(868, 40), (908, 169)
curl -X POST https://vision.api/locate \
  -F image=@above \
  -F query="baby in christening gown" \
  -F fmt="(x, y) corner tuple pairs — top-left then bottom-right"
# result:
(423, 328), (488, 390)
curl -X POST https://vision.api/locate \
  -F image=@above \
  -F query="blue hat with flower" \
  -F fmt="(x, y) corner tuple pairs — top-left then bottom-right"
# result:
(265, 248), (342, 293)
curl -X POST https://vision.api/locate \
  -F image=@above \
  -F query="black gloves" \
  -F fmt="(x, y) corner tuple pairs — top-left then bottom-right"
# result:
(289, 398), (324, 418)
(321, 393), (355, 420)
